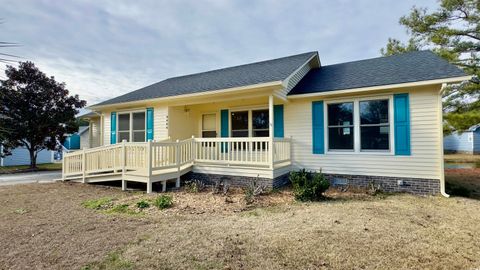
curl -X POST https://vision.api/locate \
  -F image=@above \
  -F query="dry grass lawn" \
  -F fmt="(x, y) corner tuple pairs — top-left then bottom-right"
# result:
(1, 181), (480, 270)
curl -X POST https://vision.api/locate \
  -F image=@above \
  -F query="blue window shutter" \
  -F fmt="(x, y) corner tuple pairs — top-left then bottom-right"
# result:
(110, 112), (117, 144)
(274, 105), (284, 138)
(220, 109), (229, 137)
(220, 109), (229, 152)
(146, 108), (154, 141)
(312, 101), (325, 154)
(394, 93), (411, 155)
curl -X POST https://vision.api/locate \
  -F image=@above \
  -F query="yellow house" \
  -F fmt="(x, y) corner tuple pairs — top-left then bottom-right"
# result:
(64, 51), (470, 196)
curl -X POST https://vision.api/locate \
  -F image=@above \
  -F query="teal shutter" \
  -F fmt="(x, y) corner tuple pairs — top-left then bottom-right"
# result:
(110, 112), (117, 144)
(274, 105), (284, 138)
(220, 109), (229, 152)
(146, 108), (154, 141)
(394, 93), (411, 155)
(312, 101), (325, 154)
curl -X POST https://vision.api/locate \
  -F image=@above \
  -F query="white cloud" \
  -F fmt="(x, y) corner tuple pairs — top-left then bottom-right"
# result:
(0, 0), (439, 105)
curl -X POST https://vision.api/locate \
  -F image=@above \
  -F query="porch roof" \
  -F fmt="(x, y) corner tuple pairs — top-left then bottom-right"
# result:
(94, 52), (317, 107)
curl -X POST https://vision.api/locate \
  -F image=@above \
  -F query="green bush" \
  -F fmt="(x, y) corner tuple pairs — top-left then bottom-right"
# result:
(154, 195), (173, 209)
(136, 200), (150, 209)
(289, 169), (330, 201)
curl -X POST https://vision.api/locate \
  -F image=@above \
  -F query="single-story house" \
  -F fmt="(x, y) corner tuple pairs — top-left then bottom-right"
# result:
(0, 145), (55, 167)
(444, 124), (480, 154)
(63, 50), (470, 196)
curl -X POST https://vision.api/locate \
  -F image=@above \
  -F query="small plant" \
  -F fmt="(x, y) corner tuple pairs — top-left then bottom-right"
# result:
(14, 208), (28, 215)
(212, 177), (230, 195)
(136, 200), (150, 209)
(154, 195), (173, 209)
(367, 181), (382, 196)
(289, 169), (330, 201)
(81, 197), (113, 210)
(244, 176), (268, 205)
(185, 179), (206, 193)
(105, 204), (136, 215)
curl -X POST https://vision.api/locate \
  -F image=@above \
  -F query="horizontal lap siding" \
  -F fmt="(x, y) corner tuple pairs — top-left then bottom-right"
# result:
(103, 110), (111, 145)
(154, 105), (169, 140)
(284, 87), (442, 179)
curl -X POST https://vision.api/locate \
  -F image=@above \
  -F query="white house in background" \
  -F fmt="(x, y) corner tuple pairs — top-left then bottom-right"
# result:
(64, 50), (471, 196)
(444, 124), (480, 154)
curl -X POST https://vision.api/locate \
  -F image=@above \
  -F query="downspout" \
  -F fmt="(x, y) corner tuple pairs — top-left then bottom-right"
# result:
(439, 83), (449, 198)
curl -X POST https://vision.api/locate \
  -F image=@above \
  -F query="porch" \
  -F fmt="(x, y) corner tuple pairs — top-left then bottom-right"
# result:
(62, 137), (291, 192)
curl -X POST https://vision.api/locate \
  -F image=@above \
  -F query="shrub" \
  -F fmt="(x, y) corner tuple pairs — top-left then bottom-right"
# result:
(244, 177), (268, 205)
(136, 200), (150, 209)
(154, 195), (173, 209)
(185, 179), (206, 193)
(289, 169), (330, 201)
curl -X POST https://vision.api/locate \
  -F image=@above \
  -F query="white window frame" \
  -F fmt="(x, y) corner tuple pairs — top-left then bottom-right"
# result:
(325, 95), (394, 155)
(229, 106), (269, 137)
(201, 113), (217, 138)
(116, 109), (147, 143)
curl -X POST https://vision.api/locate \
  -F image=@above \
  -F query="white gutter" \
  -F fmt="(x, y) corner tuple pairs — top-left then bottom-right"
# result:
(438, 83), (449, 198)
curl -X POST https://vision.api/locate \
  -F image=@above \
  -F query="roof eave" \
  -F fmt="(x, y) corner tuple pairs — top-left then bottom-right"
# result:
(89, 80), (284, 111)
(287, 75), (473, 99)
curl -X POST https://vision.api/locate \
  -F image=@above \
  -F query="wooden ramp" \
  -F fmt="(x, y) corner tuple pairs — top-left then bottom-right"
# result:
(62, 137), (292, 193)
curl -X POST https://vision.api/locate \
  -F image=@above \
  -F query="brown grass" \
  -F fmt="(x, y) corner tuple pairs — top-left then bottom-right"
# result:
(1, 182), (479, 270)
(444, 153), (480, 163)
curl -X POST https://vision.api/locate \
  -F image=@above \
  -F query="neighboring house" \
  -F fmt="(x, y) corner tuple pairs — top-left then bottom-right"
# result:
(444, 124), (480, 154)
(64, 126), (89, 150)
(0, 145), (54, 167)
(63, 50), (470, 196)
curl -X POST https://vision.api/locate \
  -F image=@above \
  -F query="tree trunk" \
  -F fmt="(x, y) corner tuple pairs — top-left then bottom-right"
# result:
(29, 149), (37, 169)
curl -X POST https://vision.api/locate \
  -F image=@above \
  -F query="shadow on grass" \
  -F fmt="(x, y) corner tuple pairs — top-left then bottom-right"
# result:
(445, 168), (480, 200)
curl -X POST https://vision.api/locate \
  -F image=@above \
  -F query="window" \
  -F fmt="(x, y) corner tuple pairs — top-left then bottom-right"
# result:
(252, 109), (269, 137)
(231, 111), (249, 137)
(327, 102), (354, 150)
(230, 109), (270, 138)
(118, 113), (130, 142)
(132, 112), (146, 142)
(117, 111), (146, 142)
(360, 99), (389, 150)
(202, 114), (216, 138)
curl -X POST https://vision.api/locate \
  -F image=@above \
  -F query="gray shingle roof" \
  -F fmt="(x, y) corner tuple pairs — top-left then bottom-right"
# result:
(288, 50), (466, 96)
(94, 51), (317, 106)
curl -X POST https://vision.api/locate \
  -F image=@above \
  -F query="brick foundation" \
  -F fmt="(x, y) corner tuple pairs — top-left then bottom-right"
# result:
(181, 172), (289, 189)
(181, 171), (440, 195)
(324, 174), (440, 195)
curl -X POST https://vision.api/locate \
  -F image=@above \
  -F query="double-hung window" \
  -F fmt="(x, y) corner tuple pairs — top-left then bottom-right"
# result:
(360, 99), (390, 151)
(202, 114), (217, 138)
(117, 111), (146, 142)
(326, 97), (392, 153)
(327, 102), (354, 150)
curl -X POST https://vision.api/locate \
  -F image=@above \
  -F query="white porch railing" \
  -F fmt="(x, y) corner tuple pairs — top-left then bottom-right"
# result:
(62, 137), (291, 180)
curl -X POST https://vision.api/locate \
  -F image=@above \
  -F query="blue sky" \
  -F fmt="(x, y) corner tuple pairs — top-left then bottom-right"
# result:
(1, 0), (438, 105)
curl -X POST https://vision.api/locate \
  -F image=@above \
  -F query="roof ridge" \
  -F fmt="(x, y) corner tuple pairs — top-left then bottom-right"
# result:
(163, 51), (318, 81)
(322, 50), (433, 67)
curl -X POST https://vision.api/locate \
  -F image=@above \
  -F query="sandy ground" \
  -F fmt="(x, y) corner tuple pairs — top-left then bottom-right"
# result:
(1, 180), (479, 270)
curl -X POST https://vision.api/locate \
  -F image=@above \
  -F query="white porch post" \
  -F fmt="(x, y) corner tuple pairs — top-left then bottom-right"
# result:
(146, 140), (153, 194)
(269, 95), (274, 169)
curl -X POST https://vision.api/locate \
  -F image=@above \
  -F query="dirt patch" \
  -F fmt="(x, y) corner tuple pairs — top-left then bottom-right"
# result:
(1, 182), (480, 269)
(0, 182), (154, 270)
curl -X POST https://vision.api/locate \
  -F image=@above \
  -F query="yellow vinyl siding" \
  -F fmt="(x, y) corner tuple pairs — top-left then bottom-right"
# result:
(153, 105), (169, 140)
(284, 85), (442, 179)
(103, 110), (111, 145)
